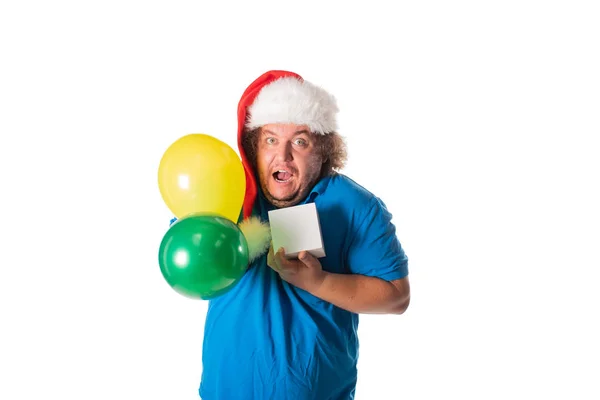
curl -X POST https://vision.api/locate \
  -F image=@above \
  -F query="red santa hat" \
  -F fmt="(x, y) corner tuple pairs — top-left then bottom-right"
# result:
(236, 70), (339, 219)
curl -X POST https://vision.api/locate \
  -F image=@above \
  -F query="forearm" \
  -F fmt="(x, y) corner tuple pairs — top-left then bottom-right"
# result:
(311, 272), (410, 315)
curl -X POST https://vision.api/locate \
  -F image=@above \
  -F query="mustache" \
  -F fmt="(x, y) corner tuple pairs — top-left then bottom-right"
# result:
(270, 165), (297, 174)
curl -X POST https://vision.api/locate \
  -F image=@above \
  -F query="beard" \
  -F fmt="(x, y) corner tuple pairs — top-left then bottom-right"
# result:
(259, 179), (304, 208)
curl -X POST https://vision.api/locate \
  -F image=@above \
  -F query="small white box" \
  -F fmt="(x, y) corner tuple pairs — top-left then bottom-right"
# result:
(267, 203), (326, 259)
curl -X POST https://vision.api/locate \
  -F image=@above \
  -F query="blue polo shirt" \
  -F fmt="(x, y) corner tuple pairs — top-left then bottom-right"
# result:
(193, 173), (408, 399)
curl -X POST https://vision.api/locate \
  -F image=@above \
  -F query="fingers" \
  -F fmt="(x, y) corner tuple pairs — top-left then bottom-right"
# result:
(275, 247), (289, 269)
(268, 246), (310, 274)
(276, 247), (286, 259)
(267, 245), (290, 272)
(274, 247), (296, 272)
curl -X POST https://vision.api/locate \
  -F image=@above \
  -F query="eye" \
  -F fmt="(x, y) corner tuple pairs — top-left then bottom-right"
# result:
(265, 137), (276, 145)
(294, 138), (308, 146)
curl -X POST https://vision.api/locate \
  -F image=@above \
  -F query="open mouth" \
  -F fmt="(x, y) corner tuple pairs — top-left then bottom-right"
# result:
(273, 170), (293, 183)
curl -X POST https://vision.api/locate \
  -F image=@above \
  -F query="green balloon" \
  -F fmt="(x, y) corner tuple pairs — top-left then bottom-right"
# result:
(158, 213), (249, 300)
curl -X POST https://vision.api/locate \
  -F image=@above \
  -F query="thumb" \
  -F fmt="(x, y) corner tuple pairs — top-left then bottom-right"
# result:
(298, 251), (317, 266)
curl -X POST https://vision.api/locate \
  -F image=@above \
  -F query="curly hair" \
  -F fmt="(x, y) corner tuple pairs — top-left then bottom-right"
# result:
(241, 128), (348, 178)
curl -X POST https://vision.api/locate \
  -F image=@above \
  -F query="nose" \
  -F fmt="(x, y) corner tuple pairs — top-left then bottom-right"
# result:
(275, 141), (293, 162)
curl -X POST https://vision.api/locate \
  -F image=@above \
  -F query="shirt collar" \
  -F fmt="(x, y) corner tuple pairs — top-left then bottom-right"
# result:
(304, 174), (331, 202)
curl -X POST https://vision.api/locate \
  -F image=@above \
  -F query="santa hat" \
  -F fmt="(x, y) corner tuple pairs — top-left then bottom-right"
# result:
(236, 70), (339, 220)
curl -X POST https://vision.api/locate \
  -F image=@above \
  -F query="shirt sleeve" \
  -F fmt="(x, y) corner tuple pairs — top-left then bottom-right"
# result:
(346, 196), (409, 281)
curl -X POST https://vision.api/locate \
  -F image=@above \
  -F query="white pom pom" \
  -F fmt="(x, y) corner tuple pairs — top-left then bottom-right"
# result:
(238, 216), (271, 263)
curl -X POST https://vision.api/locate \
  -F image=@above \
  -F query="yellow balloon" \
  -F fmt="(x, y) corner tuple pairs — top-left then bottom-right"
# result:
(158, 134), (246, 222)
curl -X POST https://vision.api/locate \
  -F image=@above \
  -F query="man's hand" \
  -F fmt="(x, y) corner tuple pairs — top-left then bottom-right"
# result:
(267, 244), (326, 293)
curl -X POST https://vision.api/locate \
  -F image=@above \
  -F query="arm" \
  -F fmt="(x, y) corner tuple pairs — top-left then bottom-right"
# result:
(269, 247), (410, 315)
(313, 272), (410, 315)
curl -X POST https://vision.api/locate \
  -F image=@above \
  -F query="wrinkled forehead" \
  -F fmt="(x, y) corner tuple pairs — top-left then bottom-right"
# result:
(259, 123), (313, 137)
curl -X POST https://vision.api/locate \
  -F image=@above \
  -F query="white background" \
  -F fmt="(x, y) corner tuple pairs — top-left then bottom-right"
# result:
(1, 1), (599, 399)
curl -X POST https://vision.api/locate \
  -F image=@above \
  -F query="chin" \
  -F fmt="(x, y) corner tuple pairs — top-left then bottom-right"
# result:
(262, 185), (299, 207)
(270, 190), (297, 204)
(260, 174), (307, 207)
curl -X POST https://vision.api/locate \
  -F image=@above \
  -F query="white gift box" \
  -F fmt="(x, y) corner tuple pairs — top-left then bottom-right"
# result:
(267, 202), (326, 259)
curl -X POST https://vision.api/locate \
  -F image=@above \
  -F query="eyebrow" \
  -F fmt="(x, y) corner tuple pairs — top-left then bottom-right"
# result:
(262, 129), (310, 136)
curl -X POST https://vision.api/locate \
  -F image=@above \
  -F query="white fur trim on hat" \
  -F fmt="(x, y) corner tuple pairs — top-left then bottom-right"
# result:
(246, 77), (338, 134)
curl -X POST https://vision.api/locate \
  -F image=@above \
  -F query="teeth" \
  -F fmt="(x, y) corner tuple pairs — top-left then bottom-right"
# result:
(274, 170), (292, 183)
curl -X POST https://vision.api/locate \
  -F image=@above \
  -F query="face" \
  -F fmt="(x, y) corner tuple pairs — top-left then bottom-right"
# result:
(256, 123), (324, 208)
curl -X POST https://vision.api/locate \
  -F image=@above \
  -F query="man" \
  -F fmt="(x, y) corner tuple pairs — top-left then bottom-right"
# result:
(199, 70), (410, 399)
